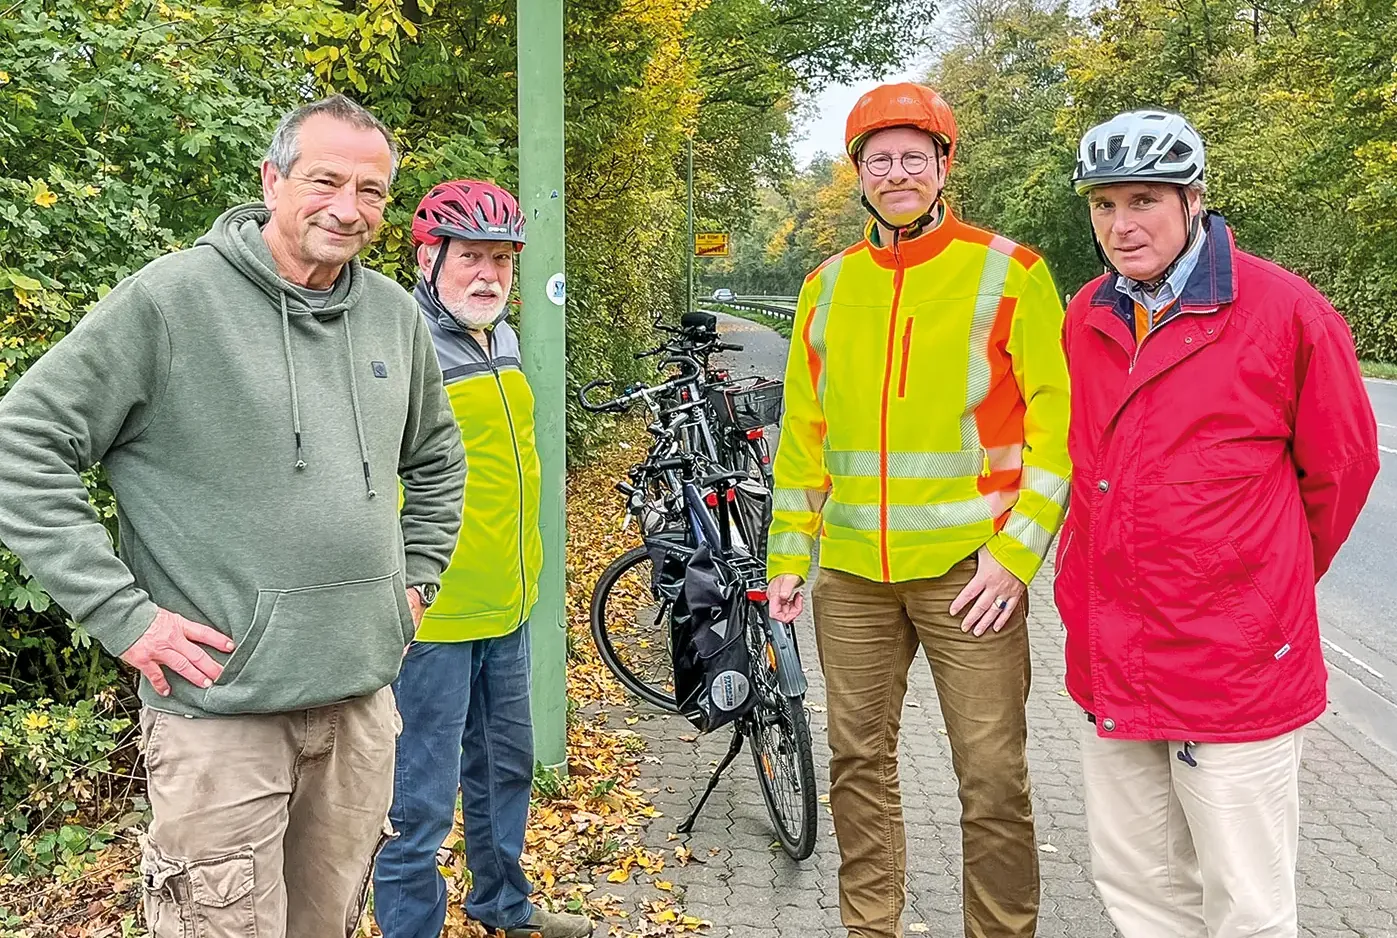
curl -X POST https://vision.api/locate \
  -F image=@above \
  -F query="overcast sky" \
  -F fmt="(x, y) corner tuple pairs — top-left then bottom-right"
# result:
(790, 52), (939, 168)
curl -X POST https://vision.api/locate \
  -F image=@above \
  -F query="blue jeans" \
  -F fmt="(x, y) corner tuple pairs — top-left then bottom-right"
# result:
(372, 625), (536, 937)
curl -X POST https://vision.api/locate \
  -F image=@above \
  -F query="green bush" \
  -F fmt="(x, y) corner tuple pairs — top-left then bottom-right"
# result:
(0, 694), (142, 880)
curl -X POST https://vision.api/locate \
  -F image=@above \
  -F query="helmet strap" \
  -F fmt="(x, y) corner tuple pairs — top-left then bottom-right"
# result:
(1144, 189), (1203, 292)
(860, 191), (942, 245)
(427, 238), (451, 293)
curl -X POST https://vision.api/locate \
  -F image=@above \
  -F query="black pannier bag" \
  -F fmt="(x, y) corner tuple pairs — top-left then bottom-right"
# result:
(668, 543), (756, 732)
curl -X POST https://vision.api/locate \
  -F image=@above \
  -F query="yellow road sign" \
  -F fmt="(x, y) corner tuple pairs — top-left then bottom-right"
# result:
(695, 232), (730, 257)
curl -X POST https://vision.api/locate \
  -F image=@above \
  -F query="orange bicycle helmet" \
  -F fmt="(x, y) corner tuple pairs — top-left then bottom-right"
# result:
(845, 82), (958, 175)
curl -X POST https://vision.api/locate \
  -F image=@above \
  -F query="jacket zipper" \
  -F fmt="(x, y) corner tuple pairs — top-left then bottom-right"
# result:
(1128, 305), (1215, 373)
(483, 334), (529, 629)
(896, 316), (914, 398)
(879, 230), (906, 581)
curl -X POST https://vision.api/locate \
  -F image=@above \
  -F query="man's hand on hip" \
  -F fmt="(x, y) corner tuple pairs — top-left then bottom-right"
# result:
(406, 587), (426, 628)
(949, 546), (1026, 636)
(768, 574), (805, 623)
(120, 609), (235, 697)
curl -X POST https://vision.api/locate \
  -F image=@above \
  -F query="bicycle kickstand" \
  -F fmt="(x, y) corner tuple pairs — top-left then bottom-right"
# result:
(676, 728), (745, 835)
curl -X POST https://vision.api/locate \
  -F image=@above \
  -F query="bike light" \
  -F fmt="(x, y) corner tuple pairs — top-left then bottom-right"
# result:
(746, 589), (768, 602)
(745, 428), (765, 440)
(704, 492), (719, 508)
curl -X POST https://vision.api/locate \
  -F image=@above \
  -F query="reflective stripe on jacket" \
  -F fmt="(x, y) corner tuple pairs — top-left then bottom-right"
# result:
(767, 208), (1072, 586)
(416, 313), (542, 642)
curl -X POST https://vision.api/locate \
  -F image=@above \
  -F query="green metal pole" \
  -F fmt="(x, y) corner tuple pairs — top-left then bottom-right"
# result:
(687, 135), (694, 316)
(518, 0), (568, 770)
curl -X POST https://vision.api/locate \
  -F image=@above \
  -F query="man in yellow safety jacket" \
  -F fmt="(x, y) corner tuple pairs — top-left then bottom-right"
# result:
(766, 83), (1071, 938)
(371, 180), (592, 938)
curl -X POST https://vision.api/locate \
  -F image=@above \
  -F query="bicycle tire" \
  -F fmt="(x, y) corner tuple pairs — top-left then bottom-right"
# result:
(750, 689), (818, 860)
(590, 545), (681, 712)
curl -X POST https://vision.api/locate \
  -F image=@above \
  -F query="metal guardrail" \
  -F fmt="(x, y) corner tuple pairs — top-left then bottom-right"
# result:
(703, 295), (797, 320)
(734, 295), (797, 305)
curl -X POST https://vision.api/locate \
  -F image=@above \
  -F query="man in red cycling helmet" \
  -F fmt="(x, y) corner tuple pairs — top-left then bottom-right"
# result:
(372, 180), (591, 938)
(767, 83), (1070, 938)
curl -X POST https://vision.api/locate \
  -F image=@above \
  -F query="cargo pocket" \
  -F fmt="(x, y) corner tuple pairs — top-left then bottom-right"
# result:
(141, 840), (257, 938)
(346, 817), (398, 937)
(204, 571), (414, 714)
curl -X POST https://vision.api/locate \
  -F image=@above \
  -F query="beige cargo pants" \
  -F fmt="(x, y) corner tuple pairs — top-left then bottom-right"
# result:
(138, 686), (399, 938)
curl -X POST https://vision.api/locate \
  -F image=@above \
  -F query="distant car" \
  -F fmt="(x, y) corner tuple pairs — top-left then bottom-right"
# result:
(712, 288), (735, 302)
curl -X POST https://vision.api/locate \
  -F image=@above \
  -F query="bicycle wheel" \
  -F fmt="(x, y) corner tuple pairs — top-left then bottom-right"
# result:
(746, 612), (817, 859)
(590, 545), (681, 712)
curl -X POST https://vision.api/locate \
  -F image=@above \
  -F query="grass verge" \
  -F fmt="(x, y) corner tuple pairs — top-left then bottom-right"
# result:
(704, 303), (793, 339)
(1361, 360), (1397, 380)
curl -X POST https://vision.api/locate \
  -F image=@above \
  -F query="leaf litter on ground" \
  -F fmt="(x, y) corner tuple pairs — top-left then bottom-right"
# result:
(0, 424), (707, 938)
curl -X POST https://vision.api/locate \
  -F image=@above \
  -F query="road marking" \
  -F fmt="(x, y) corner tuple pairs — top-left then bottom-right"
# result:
(1380, 445), (1397, 455)
(1379, 423), (1395, 429)
(1323, 636), (1386, 679)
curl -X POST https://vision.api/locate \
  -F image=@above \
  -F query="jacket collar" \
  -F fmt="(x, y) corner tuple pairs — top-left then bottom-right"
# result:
(1090, 211), (1237, 313)
(864, 204), (964, 269)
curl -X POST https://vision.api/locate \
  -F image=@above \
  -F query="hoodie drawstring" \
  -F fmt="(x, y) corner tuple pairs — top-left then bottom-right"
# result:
(280, 293), (376, 498)
(280, 294), (306, 471)
(341, 314), (377, 498)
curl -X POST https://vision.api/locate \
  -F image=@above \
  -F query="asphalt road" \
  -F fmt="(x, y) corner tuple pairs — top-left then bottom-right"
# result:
(709, 312), (1397, 756)
(1315, 378), (1397, 750)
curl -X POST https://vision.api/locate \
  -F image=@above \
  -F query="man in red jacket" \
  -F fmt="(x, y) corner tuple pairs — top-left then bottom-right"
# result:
(1058, 109), (1380, 938)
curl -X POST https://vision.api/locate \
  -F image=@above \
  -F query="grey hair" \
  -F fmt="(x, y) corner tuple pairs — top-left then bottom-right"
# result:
(1187, 179), (1207, 199)
(264, 94), (399, 184)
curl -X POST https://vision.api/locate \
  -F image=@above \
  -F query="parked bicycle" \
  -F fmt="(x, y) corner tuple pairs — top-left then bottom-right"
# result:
(578, 329), (816, 860)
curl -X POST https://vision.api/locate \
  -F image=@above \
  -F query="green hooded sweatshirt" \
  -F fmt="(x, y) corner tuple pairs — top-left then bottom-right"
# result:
(0, 203), (466, 718)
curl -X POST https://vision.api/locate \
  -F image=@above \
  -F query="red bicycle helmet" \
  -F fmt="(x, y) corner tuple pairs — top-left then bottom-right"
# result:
(411, 179), (526, 252)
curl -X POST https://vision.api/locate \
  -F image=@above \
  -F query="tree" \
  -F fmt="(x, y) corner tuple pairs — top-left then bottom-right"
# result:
(932, 0), (1097, 292)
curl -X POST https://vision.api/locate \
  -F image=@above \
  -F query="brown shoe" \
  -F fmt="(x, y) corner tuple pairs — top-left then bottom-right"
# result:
(499, 908), (594, 938)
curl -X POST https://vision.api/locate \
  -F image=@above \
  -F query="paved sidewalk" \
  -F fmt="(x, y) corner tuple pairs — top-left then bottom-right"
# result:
(608, 567), (1397, 937)
(592, 312), (1397, 937)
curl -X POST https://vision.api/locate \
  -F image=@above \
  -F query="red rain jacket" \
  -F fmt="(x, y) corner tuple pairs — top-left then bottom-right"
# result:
(1056, 213), (1380, 743)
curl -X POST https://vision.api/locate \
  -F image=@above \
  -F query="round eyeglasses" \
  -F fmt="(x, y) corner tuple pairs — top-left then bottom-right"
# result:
(861, 151), (931, 177)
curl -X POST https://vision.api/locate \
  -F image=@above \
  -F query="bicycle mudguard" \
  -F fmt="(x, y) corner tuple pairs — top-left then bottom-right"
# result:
(765, 615), (808, 697)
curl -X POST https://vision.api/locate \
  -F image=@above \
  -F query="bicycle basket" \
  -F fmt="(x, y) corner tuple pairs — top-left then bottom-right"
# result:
(709, 379), (784, 432)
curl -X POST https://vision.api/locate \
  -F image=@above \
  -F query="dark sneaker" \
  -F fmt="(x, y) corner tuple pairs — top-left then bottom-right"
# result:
(500, 908), (594, 938)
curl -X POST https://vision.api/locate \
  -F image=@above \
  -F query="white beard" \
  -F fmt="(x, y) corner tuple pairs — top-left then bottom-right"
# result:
(443, 294), (508, 330)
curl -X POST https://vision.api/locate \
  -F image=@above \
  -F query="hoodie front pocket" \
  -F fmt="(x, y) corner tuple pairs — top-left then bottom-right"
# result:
(204, 571), (413, 715)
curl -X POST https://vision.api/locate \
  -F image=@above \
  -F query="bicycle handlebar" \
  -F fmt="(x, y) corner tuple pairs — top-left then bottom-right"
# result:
(577, 360), (699, 413)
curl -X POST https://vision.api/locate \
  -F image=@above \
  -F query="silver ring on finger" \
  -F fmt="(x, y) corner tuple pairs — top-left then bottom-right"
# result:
(995, 597), (1009, 610)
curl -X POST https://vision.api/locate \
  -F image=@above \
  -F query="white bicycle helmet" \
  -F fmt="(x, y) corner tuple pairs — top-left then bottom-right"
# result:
(1073, 110), (1205, 194)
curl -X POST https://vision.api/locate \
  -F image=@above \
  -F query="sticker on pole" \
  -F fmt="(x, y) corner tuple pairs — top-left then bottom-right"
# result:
(694, 233), (730, 257)
(545, 272), (566, 306)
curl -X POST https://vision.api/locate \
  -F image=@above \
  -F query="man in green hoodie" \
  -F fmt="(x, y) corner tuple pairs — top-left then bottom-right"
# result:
(0, 95), (466, 938)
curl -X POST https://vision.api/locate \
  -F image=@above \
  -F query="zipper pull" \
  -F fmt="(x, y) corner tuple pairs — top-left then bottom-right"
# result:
(981, 448), (992, 477)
